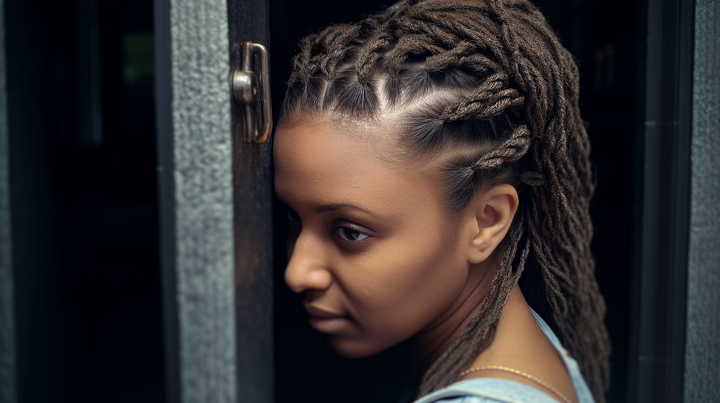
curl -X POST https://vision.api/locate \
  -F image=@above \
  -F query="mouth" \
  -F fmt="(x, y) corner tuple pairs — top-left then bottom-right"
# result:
(305, 304), (351, 333)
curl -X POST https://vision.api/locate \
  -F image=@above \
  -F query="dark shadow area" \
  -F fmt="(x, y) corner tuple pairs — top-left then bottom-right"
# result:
(5, 0), (164, 401)
(531, 3), (641, 401)
(270, 1), (641, 402)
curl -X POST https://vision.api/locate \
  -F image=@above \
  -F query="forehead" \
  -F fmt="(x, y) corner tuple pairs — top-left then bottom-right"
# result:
(273, 116), (443, 211)
(274, 116), (378, 175)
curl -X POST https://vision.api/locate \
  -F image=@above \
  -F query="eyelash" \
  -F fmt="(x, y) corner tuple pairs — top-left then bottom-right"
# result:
(284, 207), (371, 243)
(333, 225), (371, 242)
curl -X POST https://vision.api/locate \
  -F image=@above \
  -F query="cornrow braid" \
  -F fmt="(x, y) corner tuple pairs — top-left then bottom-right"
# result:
(287, 33), (319, 87)
(438, 78), (525, 121)
(472, 124), (530, 169)
(356, 36), (391, 84)
(318, 24), (363, 79)
(279, 1), (611, 401)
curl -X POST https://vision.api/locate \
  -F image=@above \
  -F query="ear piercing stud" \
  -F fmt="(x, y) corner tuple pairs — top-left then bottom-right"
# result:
(481, 248), (486, 253)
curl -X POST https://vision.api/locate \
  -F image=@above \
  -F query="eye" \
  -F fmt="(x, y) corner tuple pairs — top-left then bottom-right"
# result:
(286, 208), (301, 223)
(333, 226), (370, 242)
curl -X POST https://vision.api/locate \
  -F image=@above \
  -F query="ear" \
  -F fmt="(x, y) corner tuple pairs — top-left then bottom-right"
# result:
(464, 184), (519, 264)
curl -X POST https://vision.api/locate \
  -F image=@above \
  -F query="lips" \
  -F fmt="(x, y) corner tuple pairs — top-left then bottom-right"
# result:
(305, 304), (351, 333)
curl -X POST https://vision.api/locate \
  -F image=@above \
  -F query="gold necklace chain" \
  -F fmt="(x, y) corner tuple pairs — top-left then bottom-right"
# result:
(458, 365), (573, 403)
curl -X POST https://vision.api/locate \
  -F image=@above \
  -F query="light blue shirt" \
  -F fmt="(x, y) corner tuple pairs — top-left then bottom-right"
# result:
(414, 310), (595, 403)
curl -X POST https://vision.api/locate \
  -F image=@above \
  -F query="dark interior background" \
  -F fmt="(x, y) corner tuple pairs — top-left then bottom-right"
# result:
(4, 0), (639, 401)
(270, 1), (641, 403)
(5, 0), (163, 401)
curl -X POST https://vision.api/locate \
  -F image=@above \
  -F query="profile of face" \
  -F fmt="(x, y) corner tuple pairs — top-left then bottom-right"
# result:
(274, 115), (518, 359)
(275, 0), (610, 397)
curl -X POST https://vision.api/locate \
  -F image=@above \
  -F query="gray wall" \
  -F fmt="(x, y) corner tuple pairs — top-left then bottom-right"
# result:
(685, 0), (720, 401)
(163, 0), (238, 402)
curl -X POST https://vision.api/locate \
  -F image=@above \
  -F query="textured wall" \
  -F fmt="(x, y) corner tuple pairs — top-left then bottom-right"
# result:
(170, 1), (237, 402)
(0, 0), (17, 401)
(685, 0), (720, 401)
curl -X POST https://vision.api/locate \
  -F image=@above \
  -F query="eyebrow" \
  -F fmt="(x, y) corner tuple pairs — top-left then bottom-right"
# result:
(275, 192), (376, 217)
(314, 203), (374, 216)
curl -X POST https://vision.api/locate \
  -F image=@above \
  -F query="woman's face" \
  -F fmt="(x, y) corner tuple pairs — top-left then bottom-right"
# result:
(274, 115), (474, 358)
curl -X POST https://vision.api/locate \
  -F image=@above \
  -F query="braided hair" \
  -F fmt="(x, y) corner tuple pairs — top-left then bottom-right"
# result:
(280, 0), (611, 401)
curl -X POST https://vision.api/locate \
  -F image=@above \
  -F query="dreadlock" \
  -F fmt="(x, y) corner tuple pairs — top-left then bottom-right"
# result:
(280, 0), (611, 401)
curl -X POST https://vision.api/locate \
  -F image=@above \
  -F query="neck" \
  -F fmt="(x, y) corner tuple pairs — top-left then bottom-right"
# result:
(408, 258), (497, 383)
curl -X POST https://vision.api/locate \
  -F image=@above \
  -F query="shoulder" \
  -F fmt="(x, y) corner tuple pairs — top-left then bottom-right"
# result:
(425, 397), (512, 403)
(414, 378), (561, 403)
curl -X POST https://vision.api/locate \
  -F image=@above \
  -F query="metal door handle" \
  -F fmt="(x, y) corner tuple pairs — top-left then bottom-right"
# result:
(232, 42), (272, 143)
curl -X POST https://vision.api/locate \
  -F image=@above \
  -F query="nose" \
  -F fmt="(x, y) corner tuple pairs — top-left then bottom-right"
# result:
(284, 231), (333, 293)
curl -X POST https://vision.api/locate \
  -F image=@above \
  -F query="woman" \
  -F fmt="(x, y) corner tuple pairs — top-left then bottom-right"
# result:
(273, 0), (610, 402)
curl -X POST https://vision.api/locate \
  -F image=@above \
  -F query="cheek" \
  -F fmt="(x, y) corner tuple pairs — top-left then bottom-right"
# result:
(328, 243), (467, 358)
(343, 229), (467, 337)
